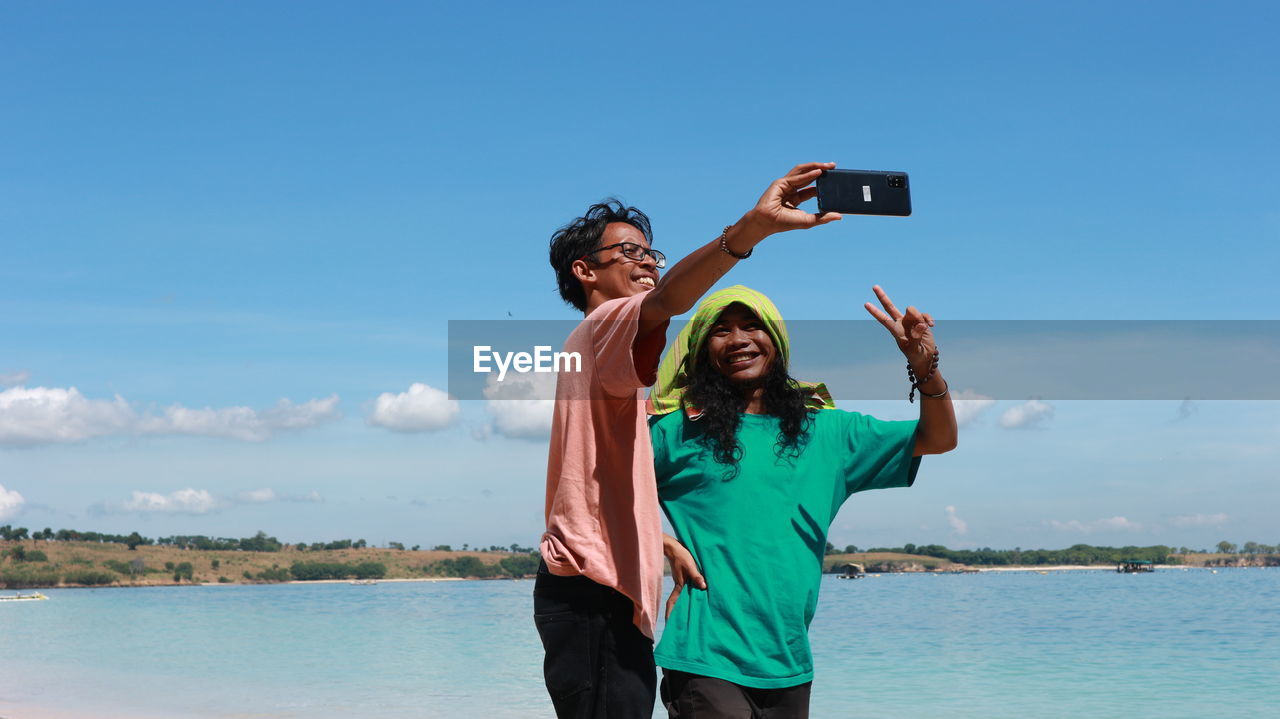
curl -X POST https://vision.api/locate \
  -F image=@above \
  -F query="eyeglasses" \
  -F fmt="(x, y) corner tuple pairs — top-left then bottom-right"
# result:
(581, 242), (666, 269)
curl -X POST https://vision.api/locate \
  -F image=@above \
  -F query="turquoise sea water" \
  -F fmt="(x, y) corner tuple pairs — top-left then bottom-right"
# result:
(1, 569), (1277, 718)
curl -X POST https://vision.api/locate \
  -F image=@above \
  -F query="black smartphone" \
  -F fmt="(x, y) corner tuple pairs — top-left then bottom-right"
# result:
(816, 169), (912, 216)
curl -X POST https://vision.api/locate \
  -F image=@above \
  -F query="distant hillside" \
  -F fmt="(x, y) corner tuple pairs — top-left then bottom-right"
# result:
(5, 540), (1274, 589)
(823, 552), (957, 573)
(0, 540), (535, 588)
(822, 551), (1278, 572)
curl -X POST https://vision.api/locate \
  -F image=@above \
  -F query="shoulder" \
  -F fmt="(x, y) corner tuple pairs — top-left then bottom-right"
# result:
(811, 407), (860, 428)
(649, 410), (686, 438)
(651, 410), (699, 448)
(649, 411), (692, 467)
(813, 408), (891, 423)
(564, 294), (644, 357)
(809, 408), (881, 443)
(585, 293), (644, 322)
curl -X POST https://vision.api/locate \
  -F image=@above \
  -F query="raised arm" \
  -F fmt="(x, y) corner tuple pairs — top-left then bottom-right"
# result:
(864, 285), (958, 456)
(637, 162), (842, 339)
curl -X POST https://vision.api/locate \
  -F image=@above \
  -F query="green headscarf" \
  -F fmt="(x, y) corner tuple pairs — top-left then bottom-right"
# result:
(646, 285), (835, 417)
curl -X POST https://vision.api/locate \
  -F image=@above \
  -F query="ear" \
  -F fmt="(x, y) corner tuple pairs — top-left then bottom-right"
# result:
(570, 258), (595, 286)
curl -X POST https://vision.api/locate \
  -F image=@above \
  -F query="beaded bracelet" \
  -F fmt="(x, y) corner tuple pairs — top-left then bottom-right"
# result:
(907, 349), (942, 403)
(718, 225), (752, 259)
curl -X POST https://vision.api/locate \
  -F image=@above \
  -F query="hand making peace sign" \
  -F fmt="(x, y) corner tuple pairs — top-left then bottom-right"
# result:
(864, 285), (938, 379)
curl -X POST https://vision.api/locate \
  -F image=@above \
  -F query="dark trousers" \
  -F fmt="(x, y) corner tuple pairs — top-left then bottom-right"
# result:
(534, 560), (657, 719)
(661, 669), (812, 719)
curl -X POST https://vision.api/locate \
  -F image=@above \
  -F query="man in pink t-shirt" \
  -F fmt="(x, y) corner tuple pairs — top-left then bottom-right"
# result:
(536, 163), (844, 718)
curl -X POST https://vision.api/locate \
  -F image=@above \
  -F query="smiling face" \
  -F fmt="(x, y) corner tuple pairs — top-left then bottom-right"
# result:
(704, 303), (777, 386)
(574, 222), (659, 305)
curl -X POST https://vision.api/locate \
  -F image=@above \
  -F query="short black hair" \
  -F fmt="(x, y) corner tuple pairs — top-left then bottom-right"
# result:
(548, 198), (653, 312)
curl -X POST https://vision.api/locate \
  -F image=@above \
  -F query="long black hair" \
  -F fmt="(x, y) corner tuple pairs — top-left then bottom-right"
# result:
(684, 339), (814, 473)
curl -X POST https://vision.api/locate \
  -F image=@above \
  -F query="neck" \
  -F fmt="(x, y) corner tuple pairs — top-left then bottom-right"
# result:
(741, 386), (765, 415)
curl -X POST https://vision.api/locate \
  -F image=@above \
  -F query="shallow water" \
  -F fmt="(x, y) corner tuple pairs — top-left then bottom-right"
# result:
(1, 569), (1276, 718)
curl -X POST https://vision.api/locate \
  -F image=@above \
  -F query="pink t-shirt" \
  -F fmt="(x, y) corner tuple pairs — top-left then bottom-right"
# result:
(540, 293), (668, 639)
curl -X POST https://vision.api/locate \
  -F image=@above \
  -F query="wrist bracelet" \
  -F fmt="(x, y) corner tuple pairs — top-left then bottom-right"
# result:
(907, 349), (941, 403)
(718, 225), (752, 259)
(916, 378), (949, 400)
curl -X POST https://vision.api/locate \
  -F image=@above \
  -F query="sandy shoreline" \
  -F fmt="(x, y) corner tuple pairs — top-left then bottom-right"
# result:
(8, 565), (1242, 595)
(3, 576), (505, 592)
(0, 705), (190, 719)
(285, 576), (472, 584)
(6, 565), (1238, 594)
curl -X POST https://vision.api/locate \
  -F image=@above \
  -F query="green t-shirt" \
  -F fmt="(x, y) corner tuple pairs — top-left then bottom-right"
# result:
(651, 409), (921, 689)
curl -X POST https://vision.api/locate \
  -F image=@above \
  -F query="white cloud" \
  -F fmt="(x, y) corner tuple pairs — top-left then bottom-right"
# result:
(121, 488), (220, 515)
(1170, 512), (1228, 528)
(945, 505), (969, 535)
(233, 488), (323, 504)
(237, 488), (277, 503)
(0, 370), (31, 387)
(482, 372), (554, 440)
(367, 383), (459, 432)
(139, 395), (341, 442)
(258, 397), (341, 431)
(0, 483), (24, 520)
(1049, 516), (1141, 533)
(0, 386), (341, 447)
(102, 487), (322, 515)
(0, 386), (136, 446)
(999, 399), (1054, 429)
(140, 394), (343, 440)
(951, 389), (996, 427)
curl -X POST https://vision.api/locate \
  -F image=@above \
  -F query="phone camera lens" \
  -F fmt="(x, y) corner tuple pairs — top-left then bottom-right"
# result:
(888, 175), (905, 188)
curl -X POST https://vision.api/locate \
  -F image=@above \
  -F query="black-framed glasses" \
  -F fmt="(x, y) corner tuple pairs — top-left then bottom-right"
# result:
(581, 242), (666, 269)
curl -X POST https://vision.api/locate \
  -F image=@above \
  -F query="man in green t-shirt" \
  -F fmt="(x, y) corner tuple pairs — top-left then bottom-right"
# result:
(646, 285), (957, 718)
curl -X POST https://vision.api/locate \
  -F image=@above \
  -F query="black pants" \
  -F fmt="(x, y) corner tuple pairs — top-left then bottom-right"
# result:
(534, 560), (657, 719)
(661, 669), (812, 719)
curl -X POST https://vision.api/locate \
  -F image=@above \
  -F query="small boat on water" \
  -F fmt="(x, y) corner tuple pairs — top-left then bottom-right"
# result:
(0, 592), (49, 602)
(1117, 560), (1155, 574)
(834, 562), (865, 580)
(349, 579), (377, 585)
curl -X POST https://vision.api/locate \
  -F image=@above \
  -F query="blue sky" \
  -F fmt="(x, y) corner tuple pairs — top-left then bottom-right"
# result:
(2, 1), (1277, 551)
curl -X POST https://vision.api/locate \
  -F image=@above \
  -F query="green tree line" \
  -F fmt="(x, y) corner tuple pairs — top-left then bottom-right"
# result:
(830, 543), (1186, 566)
(425, 554), (539, 579)
(0, 525), (536, 555)
(1212, 541), (1280, 555)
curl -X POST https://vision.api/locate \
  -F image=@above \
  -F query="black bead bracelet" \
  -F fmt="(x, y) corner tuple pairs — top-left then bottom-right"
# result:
(907, 349), (941, 403)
